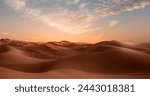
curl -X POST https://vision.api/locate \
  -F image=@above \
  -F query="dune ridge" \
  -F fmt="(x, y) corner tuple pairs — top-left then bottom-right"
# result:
(0, 39), (150, 78)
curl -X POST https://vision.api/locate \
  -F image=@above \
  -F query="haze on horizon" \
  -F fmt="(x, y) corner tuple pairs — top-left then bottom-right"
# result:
(0, 0), (150, 43)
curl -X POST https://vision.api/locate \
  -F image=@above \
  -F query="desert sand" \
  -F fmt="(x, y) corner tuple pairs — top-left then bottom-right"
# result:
(0, 38), (150, 79)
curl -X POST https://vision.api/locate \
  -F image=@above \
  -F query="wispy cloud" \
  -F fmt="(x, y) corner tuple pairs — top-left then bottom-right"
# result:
(109, 20), (119, 27)
(95, 0), (150, 16)
(6, 0), (26, 10)
(4, 0), (150, 34)
(0, 32), (12, 36)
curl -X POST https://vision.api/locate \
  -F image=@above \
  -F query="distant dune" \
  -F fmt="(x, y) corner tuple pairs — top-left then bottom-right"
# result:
(0, 38), (150, 79)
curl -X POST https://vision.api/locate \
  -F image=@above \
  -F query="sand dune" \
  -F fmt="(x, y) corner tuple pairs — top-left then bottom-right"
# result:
(0, 39), (150, 78)
(0, 45), (9, 53)
(0, 46), (48, 64)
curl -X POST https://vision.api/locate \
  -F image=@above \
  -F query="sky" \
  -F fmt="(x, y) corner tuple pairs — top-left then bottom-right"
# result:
(0, 0), (150, 43)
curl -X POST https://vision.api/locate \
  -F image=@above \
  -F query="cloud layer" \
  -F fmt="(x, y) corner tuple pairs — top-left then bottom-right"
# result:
(5, 0), (150, 34)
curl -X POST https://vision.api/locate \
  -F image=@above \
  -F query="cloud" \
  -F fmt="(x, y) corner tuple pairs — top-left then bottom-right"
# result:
(109, 20), (119, 27)
(6, 0), (26, 10)
(95, 0), (150, 16)
(67, 0), (81, 5)
(4, 0), (150, 34)
(0, 32), (11, 36)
